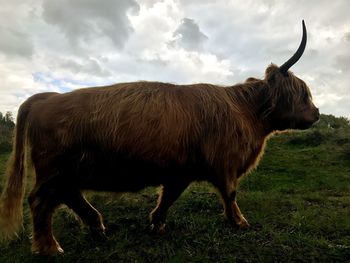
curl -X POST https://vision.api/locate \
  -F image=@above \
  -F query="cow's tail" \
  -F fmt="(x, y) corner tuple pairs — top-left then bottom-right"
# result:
(0, 103), (30, 240)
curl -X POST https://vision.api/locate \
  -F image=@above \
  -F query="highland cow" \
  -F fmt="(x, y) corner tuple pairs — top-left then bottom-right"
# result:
(0, 21), (319, 255)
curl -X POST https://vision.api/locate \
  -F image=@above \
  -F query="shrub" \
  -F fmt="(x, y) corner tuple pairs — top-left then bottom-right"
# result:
(289, 130), (326, 147)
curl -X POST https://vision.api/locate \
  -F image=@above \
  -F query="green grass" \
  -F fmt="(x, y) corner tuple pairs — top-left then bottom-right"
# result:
(0, 128), (349, 262)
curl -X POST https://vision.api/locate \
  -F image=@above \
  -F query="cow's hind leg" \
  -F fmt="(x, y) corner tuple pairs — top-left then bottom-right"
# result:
(150, 180), (189, 234)
(218, 181), (249, 229)
(63, 191), (106, 238)
(28, 186), (64, 255)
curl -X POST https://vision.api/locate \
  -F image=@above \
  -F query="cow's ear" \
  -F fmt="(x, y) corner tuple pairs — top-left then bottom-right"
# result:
(265, 64), (279, 86)
(245, 77), (259, 83)
(267, 73), (276, 86)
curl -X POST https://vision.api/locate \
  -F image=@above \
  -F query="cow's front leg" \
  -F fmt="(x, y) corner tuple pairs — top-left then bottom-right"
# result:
(63, 191), (106, 239)
(150, 179), (189, 234)
(228, 191), (249, 228)
(219, 181), (249, 229)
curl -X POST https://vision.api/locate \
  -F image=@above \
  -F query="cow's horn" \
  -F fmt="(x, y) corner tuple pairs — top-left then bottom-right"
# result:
(279, 20), (307, 75)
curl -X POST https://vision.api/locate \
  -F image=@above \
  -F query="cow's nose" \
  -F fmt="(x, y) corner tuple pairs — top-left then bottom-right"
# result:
(314, 108), (320, 121)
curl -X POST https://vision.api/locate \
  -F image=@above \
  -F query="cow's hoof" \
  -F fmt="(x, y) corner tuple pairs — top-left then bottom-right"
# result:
(227, 216), (250, 230)
(32, 242), (64, 256)
(237, 217), (250, 229)
(149, 223), (166, 235)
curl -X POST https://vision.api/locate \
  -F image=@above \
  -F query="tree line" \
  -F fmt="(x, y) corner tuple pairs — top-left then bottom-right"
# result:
(0, 112), (15, 152)
(314, 114), (349, 129)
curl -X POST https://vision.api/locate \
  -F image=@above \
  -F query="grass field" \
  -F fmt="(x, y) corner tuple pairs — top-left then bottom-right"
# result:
(0, 127), (349, 262)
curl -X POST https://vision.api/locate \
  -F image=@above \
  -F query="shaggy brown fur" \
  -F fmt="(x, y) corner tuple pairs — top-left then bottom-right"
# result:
(0, 63), (319, 255)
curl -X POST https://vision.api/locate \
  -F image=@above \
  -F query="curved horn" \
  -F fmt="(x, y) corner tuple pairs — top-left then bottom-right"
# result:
(279, 20), (307, 75)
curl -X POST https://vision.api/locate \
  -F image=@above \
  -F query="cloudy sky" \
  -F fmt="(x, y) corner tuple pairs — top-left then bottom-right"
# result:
(0, 0), (349, 118)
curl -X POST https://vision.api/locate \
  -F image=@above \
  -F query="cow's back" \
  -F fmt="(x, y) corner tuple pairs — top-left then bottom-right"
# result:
(27, 82), (238, 165)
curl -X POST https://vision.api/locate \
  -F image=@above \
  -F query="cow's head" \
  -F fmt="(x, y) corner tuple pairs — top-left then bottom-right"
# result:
(264, 20), (319, 131)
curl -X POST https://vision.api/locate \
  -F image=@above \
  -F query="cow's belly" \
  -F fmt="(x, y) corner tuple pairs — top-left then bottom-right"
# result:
(56, 149), (208, 192)
(78, 156), (166, 192)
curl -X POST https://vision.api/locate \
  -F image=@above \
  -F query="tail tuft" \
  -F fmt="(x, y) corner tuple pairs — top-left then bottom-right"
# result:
(0, 154), (25, 241)
(0, 103), (29, 240)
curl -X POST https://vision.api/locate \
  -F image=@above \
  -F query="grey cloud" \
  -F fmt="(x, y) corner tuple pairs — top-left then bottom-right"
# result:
(58, 58), (111, 77)
(42, 0), (139, 48)
(335, 53), (350, 73)
(344, 32), (350, 42)
(1, 0), (350, 119)
(0, 26), (34, 58)
(173, 18), (208, 51)
(139, 0), (159, 8)
(319, 95), (350, 118)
